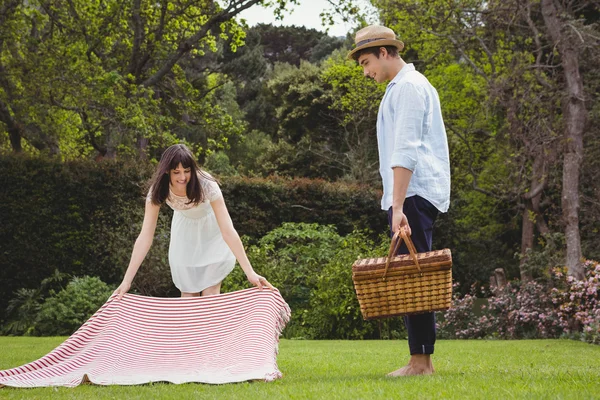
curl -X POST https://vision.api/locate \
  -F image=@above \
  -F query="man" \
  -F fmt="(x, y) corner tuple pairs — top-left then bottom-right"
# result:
(348, 25), (451, 376)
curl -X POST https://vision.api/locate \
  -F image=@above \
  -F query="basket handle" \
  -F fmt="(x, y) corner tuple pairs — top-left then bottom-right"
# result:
(382, 226), (422, 280)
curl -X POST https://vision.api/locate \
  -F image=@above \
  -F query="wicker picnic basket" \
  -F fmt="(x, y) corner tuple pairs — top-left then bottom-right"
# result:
(352, 227), (452, 320)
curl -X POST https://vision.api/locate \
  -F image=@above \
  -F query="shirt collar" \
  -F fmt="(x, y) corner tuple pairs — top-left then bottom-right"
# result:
(388, 63), (415, 87)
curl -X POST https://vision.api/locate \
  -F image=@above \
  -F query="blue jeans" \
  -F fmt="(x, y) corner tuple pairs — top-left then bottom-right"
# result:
(387, 195), (438, 355)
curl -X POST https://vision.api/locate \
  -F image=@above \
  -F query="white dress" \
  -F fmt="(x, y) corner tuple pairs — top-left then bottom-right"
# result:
(148, 175), (236, 293)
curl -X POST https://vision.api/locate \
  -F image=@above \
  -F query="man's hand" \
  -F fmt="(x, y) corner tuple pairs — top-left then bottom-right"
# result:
(391, 208), (411, 235)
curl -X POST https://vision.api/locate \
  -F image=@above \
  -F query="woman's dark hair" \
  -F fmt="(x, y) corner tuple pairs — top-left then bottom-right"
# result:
(147, 144), (214, 205)
(352, 45), (399, 61)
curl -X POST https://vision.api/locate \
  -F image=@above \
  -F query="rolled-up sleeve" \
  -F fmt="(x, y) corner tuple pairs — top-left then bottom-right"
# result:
(389, 82), (425, 172)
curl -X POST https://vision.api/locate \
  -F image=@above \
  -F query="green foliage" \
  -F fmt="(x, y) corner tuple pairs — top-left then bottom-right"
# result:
(93, 202), (177, 298)
(226, 130), (275, 176)
(0, 0), (254, 159)
(256, 51), (385, 180)
(33, 276), (114, 336)
(305, 231), (406, 339)
(1, 270), (71, 336)
(0, 155), (152, 318)
(310, 35), (347, 63)
(223, 222), (349, 337)
(518, 233), (566, 281)
(223, 223), (405, 339)
(255, 222), (343, 333)
(204, 151), (239, 177)
(222, 176), (387, 240)
(0, 154), (388, 325)
(2, 289), (41, 336)
(319, 50), (384, 181)
(250, 24), (331, 67)
(249, 137), (338, 179)
(581, 105), (600, 262)
(269, 61), (327, 143)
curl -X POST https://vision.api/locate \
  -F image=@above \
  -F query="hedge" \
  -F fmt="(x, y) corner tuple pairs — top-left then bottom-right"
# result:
(0, 154), (387, 320)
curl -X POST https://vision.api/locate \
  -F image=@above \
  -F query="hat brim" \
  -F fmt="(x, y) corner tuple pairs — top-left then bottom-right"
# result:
(347, 39), (405, 60)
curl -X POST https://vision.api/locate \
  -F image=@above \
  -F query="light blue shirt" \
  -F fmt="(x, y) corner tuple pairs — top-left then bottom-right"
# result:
(377, 63), (450, 212)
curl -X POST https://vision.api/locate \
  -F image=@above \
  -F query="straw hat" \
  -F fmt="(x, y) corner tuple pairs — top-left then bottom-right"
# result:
(347, 25), (404, 60)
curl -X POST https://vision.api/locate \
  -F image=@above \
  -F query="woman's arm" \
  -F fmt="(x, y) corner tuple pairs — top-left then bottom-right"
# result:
(211, 197), (273, 290)
(115, 200), (160, 299)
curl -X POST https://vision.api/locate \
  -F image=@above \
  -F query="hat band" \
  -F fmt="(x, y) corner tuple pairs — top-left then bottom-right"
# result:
(355, 37), (387, 47)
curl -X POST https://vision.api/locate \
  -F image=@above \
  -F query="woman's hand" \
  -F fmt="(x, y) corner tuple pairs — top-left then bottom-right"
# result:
(114, 281), (131, 300)
(246, 271), (274, 290)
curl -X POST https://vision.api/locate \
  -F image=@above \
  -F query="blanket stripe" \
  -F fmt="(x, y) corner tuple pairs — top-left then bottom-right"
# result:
(0, 288), (291, 387)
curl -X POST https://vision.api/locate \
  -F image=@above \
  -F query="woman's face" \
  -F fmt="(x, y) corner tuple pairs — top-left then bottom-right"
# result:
(169, 163), (191, 191)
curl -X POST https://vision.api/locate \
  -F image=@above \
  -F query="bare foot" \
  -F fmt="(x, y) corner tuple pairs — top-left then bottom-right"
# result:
(387, 365), (434, 376)
(387, 354), (434, 377)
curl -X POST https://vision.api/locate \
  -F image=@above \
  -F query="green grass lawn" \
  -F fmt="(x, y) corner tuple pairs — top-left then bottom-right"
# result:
(0, 337), (598, 399)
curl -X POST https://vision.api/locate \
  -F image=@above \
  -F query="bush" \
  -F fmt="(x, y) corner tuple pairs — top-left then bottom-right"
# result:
(34, 276), (114, 336)
(204, 151), (238, 176)
(222, 222), (406, 339)
(0, 154), (386, 322)
(93, 202), (177, 297)
(438, 260), (600, 344)
(518, 232), (566, 281)
(437, 284), (489, 340)
(224, 222), (345, 337)
(222, 175), (387, 240)
(0, 155), (152, 321)
(305, 230), (406, 340)
(1, 270), (70, 336)
(550, 261), (600, 344)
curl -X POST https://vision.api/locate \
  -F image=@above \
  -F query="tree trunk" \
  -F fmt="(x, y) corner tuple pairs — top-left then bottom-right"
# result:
(136, 137), (149, 160)
(0, 98), (22, 152)
(541, 0), (586, 279)
(520, 153), (547, 281)
(520, 204), (535, 281)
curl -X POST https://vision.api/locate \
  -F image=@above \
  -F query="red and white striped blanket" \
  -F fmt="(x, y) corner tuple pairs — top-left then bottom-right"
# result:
(0, 288), (291, 387)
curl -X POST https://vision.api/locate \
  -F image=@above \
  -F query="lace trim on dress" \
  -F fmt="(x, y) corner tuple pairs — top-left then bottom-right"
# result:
(165, 178), (222, 210)
(166, 190), (196, 210)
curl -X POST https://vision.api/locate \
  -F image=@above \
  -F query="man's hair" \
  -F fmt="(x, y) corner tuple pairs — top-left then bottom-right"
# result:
(352, 45), (399, 61)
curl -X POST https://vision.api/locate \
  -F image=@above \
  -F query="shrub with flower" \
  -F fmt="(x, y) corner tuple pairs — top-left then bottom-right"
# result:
(484, 279), (563, 339)
(437, 283), (491, 339)
(438, 260), (600, 344)
(550, 260), (600, 344)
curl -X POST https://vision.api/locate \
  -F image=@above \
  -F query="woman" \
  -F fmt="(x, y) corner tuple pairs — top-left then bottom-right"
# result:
(115, 144), (273, 298)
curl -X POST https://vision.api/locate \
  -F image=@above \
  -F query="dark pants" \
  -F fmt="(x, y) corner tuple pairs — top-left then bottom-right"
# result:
(387, 195), (439, 355)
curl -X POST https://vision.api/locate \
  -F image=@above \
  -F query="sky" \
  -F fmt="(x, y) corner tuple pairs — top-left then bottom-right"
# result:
(237, 0), (377, 38)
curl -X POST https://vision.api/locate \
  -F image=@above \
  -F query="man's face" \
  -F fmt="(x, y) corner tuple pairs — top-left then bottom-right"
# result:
(358, 50), (388, 83)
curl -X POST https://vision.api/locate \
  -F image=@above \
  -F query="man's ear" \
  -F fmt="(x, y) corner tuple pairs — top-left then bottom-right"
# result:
(379, 46), (388, 59)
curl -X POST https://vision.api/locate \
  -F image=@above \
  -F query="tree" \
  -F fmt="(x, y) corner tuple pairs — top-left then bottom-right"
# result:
(373, 0), (600, 279)
(217, 24), (346, 136)
(1, 0), (364, 160)
(252, 23), (327, 66)
(319, 50), (384, 181)
(539, 0), (597, 279)
(260, 53), (384, 181)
